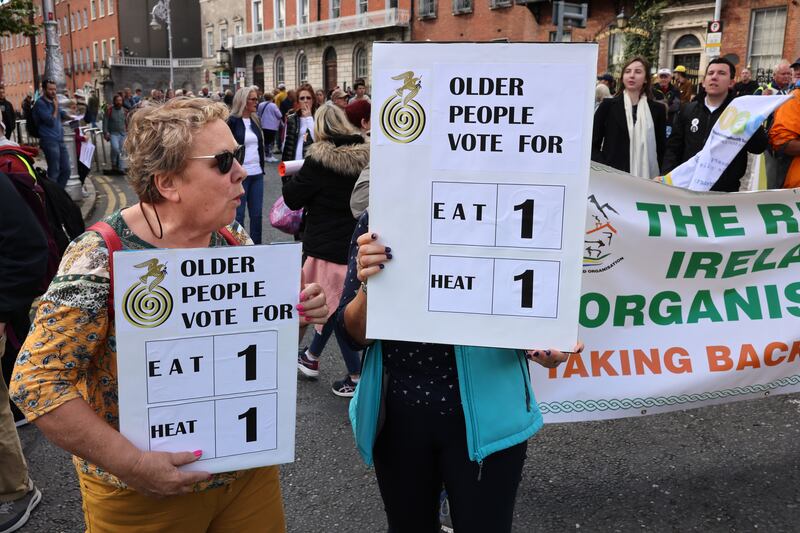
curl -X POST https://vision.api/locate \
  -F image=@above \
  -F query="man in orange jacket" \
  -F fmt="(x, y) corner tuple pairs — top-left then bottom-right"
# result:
(770, 83), (800, 188)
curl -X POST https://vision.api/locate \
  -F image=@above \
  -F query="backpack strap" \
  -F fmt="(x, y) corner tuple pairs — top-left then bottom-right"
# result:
(218, 226), (239, 246)
(88, 221), (123, 319)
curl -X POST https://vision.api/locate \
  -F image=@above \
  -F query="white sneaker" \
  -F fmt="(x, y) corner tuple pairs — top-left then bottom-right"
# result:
(266, 156), (279, 163)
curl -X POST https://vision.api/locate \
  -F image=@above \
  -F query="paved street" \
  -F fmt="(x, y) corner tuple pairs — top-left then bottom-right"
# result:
(14, 163), (800, 532)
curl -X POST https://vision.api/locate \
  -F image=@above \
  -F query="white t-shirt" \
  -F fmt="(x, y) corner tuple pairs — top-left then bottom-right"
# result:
(704, 97), (721, 115)
(295, 116), (315, 161)
(242, 118), (262, 175)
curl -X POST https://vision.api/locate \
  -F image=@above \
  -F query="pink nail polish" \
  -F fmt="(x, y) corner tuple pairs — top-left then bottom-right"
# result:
(296, 304), (305, 312)
(299, 292), (307, 302)
(193, 450), (203, 458)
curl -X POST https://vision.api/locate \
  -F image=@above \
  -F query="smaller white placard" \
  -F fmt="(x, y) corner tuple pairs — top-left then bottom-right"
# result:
(79, 140), (95, 168)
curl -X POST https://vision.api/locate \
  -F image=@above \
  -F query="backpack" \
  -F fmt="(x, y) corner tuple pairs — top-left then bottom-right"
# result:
(88, 221), (240, 319)
(0, 147), (84, 291)
(23, 101), (38, 139)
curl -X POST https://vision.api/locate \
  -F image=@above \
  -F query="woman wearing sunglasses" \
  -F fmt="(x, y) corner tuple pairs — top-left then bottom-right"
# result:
(10, 97), (329, 532)
(283, 103), (369, 397)
(281, 83), (319, 182)
(228, 85), (267, 244)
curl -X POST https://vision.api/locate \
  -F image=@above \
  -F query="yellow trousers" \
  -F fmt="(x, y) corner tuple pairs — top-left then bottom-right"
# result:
(79, 466), (286, 533)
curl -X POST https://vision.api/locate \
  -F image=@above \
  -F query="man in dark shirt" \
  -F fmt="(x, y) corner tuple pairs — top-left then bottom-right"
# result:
(0, 85), (16, 142)
(662, 58), (768, 192)
(733, 67), (759, 97)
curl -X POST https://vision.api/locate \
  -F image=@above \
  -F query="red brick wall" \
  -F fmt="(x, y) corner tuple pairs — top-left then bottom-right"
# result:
(1, 0), (120, 107)
(719, 0), (799, 70)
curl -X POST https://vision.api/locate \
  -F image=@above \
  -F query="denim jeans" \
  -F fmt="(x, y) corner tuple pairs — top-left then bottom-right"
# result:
(235, 173), (264, 244)
(109, 133), (126, 170)
(308, 314), (362, 375)
(40, 137), (71, 188)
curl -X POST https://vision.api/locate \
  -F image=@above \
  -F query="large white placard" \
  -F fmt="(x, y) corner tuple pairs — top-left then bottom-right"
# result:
(114, 243), (301, 473)
(367, 42), (597, 349)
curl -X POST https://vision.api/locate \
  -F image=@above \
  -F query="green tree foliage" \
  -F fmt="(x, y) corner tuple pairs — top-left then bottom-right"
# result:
(0, 0), (39, 37)
(623, 0), (668, 68)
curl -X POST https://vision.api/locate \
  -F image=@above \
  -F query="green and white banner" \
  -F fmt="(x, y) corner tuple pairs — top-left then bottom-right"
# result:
(531, 164), (800, 422)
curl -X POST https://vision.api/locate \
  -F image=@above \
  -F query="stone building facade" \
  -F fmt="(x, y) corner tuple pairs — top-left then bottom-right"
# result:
(234, 0), (411, 94)
(199, 0), (248, 93)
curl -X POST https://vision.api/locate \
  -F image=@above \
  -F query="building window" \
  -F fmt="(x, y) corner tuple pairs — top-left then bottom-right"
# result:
(297, 52), (308, 84)
(206, 29), (214, 58)
(358, 0), (368, 14)
(354, 45), (367, 80)
(90, 0), (96, 19)
(83, 8), (88, 28)
(274, 55), (285, 86)
(452, 0), (471, 14)
(299, 0), (309, 24)
(252, 0), (263, 32)
(93, 41), (99, 68)
(418, 0), (436, 17)
(748, 7), (787, 72)
(109, 37), (115, 58)
(489, 0), (511, 8)
(101, 39), (107, 63)
(276, 0), (285, 28)
(235, 23), (243, 35)
(331, 0), (340, 18)
(107, 0), (114, 15)
(98, 0), (104, 16)
(549, 30), (572, 42)
(608, 32), (626, 72)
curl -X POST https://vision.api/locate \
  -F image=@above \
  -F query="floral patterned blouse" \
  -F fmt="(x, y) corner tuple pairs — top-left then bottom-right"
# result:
(10, 210), (252, 490)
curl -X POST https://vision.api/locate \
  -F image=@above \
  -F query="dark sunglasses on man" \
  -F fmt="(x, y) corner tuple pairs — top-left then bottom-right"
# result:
(188, 145), (245, 173)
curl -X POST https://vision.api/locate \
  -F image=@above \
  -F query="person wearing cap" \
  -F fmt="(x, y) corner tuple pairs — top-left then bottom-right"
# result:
(653, 68), (681, 127)
(791, 58), (800, 86)
(274, 83), (288, 108)
(733, 67), (759, 97)
(673, 66), (694, 103)
(770, 78), (800, 189)
(595, 73), (613, 110)
(330, 88), (348, 110)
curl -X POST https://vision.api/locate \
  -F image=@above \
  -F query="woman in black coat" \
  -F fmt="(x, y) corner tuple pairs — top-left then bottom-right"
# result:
(281, 83), (318, 180)
(592, 56), (667, 178)
(283, 102), (370, 397)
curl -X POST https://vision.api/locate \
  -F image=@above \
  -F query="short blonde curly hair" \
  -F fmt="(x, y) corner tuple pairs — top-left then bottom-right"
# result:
(124, 97), (230, 203)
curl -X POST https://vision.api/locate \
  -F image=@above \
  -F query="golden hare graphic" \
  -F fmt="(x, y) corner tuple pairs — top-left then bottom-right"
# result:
(122, 258), (173, 328)
(380, 71), (426, 144)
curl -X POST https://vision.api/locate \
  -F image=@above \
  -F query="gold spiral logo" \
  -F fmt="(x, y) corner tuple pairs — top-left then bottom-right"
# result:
(122, 258), (173, 328)
(380, 70), (426, 144)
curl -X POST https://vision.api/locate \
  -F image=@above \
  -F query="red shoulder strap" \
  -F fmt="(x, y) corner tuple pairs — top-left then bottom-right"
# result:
(88, 221), (123, 319)
(218, 226), (239, 246)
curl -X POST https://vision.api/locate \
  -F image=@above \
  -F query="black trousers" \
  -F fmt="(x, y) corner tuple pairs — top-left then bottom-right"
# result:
(373, 394), (528, 533)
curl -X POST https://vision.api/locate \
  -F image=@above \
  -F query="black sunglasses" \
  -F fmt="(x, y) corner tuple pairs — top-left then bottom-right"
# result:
(188, 145), (245, 173)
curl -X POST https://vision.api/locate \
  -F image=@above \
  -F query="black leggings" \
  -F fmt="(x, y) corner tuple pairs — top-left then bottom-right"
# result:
(373, 394), (528, 533)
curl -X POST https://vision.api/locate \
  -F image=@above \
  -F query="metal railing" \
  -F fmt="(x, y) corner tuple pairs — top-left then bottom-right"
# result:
(234, 8), (409, 48)
(108, 56), (204, 68)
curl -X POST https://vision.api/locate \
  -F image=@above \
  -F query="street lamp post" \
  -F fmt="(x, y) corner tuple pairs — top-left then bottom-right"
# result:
(42, 0), (82, 202)
(150, 0), (174, 91)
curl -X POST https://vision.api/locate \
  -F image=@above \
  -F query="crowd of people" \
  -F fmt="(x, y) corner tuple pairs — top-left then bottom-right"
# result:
(593, 56), (800, 190)
(1, 54), (799, 532)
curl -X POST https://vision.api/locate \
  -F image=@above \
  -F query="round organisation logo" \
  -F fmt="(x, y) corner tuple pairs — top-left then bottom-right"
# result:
(379, 71), (426, 144)
(122, 259), (173, 328)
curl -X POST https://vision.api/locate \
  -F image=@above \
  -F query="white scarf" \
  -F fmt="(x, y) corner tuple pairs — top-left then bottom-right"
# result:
(623, 91), (659, 179)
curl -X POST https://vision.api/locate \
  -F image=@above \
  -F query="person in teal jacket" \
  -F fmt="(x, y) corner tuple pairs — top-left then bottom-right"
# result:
(334, 212), (583, 533)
